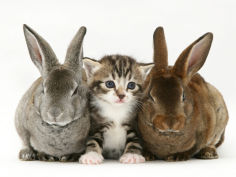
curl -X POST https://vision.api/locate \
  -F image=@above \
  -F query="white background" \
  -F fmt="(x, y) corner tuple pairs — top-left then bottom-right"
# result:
(0, 0), (235, 177)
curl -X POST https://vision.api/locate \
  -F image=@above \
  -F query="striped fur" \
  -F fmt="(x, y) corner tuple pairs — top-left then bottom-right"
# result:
(82, 55), (153, 160)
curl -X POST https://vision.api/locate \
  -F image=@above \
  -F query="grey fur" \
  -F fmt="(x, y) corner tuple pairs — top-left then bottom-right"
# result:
(15, 25), (90, 161)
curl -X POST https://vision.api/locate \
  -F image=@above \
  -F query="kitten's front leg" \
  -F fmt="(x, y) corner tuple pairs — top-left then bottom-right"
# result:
(79, 132), (104, 165)
(120, 129), (145, 164)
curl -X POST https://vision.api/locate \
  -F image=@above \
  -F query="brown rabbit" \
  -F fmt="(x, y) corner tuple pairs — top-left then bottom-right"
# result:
(138, 27), (228, 161)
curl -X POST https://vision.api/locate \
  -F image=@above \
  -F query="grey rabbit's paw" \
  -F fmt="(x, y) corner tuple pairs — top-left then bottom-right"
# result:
(19, 148), (37, 161)
(37, 152), (57, 161)
(36, 152), (82, 162)
(59, 153), (81, 162)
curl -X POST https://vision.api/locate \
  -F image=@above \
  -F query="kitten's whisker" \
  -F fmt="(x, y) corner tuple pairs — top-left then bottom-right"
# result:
(134, 100), (148, 113)
(137, 101), (148, 113)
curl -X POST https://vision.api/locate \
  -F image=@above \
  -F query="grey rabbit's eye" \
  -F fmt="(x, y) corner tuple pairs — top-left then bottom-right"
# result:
(42, 88), (45, 94)
(72, 86), (78, 96)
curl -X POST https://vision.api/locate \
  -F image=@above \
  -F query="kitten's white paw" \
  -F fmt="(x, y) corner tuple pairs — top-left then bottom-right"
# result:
(79, 152), (104, 165)
(119, 153), (145, 164)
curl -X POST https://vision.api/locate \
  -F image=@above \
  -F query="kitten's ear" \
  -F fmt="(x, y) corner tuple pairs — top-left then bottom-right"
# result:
(138, 63), (154, 80)
(83, 57), (102, 78)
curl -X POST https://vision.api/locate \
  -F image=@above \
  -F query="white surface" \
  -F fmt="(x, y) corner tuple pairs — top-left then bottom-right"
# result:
(0, 0), (235, 177)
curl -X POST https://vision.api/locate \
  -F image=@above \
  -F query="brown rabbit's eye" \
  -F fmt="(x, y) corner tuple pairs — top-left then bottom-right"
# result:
(182, 92), (186, 101)
(149, 93), (155, 102)
(72, 87), (78, 96)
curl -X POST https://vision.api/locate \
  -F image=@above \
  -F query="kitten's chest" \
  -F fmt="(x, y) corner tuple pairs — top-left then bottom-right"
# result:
(103, 122), (127, 158)
(100, 104), (129, 150)
(98, 103), (131, 123)
(98, 105), (130, 158)
(92, 99), (134, 158)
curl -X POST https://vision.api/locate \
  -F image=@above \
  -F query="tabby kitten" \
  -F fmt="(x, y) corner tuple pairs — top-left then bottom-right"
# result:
(79, 55), (153, 164)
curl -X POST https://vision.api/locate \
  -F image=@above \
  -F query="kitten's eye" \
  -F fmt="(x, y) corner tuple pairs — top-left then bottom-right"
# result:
(182, 92), (186, 101)
(127, 82), (136, 90)
(105, 80), (115, 88)
(72, 86), (78, 96)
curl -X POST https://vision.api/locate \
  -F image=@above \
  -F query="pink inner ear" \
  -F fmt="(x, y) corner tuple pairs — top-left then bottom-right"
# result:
(187, 38), (206, 70)
(28, 32), (42, 64)
(84, 63), (93, 75)
(34, 47), (42, 63)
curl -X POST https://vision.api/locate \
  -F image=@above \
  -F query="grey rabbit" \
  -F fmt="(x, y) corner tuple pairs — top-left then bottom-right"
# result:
(15, 25), (90, 161)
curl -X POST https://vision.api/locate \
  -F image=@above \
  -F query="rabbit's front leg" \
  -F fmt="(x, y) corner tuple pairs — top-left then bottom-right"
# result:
(195, 130), (224, 159)
(165, 152), (192, 161)
(37, 152), (57, 161)
(17, 126), (37, 161)
(19, 148), (37, 161)
(59, 153), (82, 162)
(195, 146), (218, 159)
(143, 150), (157, 161)
(164, 144), (198, 162)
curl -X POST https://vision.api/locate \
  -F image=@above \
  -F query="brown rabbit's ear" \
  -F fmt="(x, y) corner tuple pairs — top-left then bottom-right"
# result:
(153, 27), (168, 72)
(173, 32), (213, 82)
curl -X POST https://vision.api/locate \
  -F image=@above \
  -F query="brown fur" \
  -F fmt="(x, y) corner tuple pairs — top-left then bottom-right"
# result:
(138, 27), (228, 161)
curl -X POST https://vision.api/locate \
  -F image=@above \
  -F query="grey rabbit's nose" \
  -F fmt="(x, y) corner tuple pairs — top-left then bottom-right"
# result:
(47, 107), (63, 120)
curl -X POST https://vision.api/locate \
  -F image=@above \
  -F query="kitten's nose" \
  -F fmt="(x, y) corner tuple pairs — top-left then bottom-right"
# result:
(118, 94), (125, 99)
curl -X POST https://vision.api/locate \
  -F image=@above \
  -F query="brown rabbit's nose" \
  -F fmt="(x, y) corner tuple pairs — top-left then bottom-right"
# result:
(117, 94), (125, 100)
(153, 115), (185, 132)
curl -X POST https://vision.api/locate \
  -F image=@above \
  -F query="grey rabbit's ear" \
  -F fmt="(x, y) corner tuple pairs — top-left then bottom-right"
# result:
(64, 26), (86, 73)
(153, 27), (168, 72)
(23, 24), (59, 76)
(173, 32), (213, 82)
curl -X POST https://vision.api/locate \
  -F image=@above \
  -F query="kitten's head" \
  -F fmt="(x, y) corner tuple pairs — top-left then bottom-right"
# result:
(83, 55), (154, 106)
